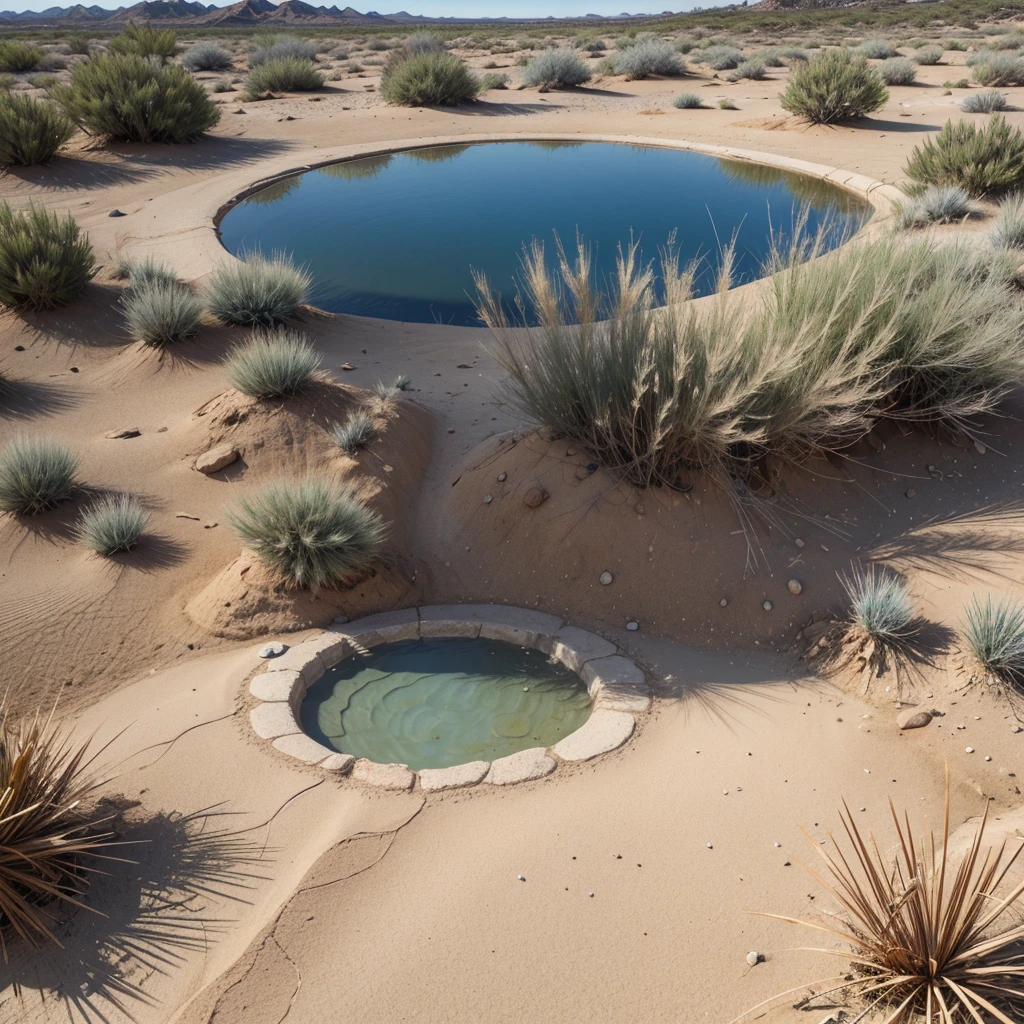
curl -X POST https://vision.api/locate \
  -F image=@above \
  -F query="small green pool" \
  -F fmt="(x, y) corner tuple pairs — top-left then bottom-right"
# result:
(299, 637), (592, 770)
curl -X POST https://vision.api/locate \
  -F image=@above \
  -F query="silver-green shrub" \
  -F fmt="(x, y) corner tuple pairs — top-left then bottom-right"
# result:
(205, 252), (311, 327)
(76, 494), (148, 554)
(522, 48), (592, 88)
(0, 436), (78, 514)
(225, 328), (321, 398)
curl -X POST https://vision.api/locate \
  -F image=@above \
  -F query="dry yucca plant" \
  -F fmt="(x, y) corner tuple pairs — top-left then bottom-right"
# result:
(0, 703), (116, 961)
(740, 773), (1024, 1023)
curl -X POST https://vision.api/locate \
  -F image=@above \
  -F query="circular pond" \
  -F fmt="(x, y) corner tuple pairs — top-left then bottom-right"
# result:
(218, 141), (869, 326)
(299, 636), (593, 771)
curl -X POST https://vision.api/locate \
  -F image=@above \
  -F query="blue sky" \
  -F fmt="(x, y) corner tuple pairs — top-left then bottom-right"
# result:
(4, 0), (736, 15)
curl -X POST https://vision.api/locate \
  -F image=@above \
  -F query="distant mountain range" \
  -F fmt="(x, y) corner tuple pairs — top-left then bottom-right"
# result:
(0, 0), (680, 26)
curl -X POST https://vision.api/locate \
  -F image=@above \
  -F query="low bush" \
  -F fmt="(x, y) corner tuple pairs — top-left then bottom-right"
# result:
(0, 436), (78, 514)
(64, 31), (92, 55)
(180, 41), (232, 72)
(0, 41), (43, 73)
(858, 38), (898, 59)
(0, 202), (95, 311)
(895, 184), (971, 227)
(754, 49), (784, 68)
(225, 328), (321, 398)
(780, 49), (888, 124)
(989, 192), (1024, 249)
(406, 30), (445, 54)
(944, 78), (971, 89)
(332, 410), (378, 453)
(904, 115), (1024, 196)
(728, 58), (766, 81)
(27, 72), (58, 89)
(249, 36), (318, 67)
(479, 72), (509, 90)
(962, 89), (1008, 113)
(993, 32), (1024, 51)
(718, 98), (737, 110)
(842, 566), (914, 642)
(205, 252), (310, 327)
(244, 56), (324, 99)
(613, 38), (684, 79)
(962, 595), (1024, 688)
(213, 78), (235, 93)
(380, 50), (480, 106)
(673, 92), (705, 108)
(122, 278), (201, 345)
(915, 45), (944, 65)
(76, 493), (147, 554)
(779, 46), (808, 62)
(878, 56), (917, 85)
(968, 50), (1024, 86)
(228, 476), (385, 590)
(700, 45), (741, 71)
(107, 22), (177, 61)
(522, 48), (592, 88)
(945, 38), (969, 51)
(0, 92), (75, 167)
(118, 255), (179, 290)
(52, 53), (220, 143)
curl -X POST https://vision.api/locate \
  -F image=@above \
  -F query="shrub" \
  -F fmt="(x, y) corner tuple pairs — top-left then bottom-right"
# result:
(841, 566), (914, 641)
(728, 58), (766, 81)
(122, 279), (201, 345)
(181, 41), (232, 72)
(904, 116), (1024, 197)
(479, 72), (509, 90)
(64, 31), (92, 55)
(27, 73), (58, 89)
(962, 595), (1024, 687)
(76, 493), (148, 554)
(944, 78), (971, 89)
(107, 22), (177, 61)
(0, 202), (95, 311)
(915, 44), (944, 65)
(0, 41), (43, 73)
(673, 92), (705, 108)
(0, 436), (78, 514)
(213, 78), (235, 93)
(962, 88), (1008, 113)
(754, 49), (784, 68)
(878, 56), (917, 85)
(968, 50), (1024, 86)
(0, 92), (75, 167)
(0, 74), (12, 91)
(332, 410), (378, 453)
(249, 37), (318, 67)
(718, 98), (737, 110)
(522, 48), (592, 88)
(380, 50), (481, 106)
(779, 46), (808, 62)
(945, 38), (969, 51)
(613, 38), (684, 79)
(700, 45), (741, 71)
(858, 38), (898, 59)
(118, 255), (179, 290)
(990, 192), (1024, 249)
(406, 30), (445, 54)
(993, 32), (1024, 51)
(52, 53), (219, 143)
(224, 328), (321, 398)
(228, 476), (385, 590)
(205, 252), (310, 327)
(244, 56), (324, 99)
(780, 49), (888, 124)
(895, 184), (971, 228)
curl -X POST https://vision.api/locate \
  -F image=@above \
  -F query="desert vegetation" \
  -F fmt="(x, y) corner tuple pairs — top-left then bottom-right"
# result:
(895, 184), (971, 227)
(332, 410), (379, 454)
(780, 49), (888, 124)
(225, 328), (322, 398)
(962, 88), (1009, 112)
(180, 40), (232, 72)
(0, 92), (75, 166)
(962, 595), (1024, 691)
(0, 436), (78, 515)
(990, 192), (1024, 249)
(380, 48), (481, 106)
(121, 277), (202, 346)
(76, 494), (148, 555)
(205, 252), (311, 327)
(106, 22), (177, 60)
(612, 38), (684, 79)
(521, 48), (591, 89)
(244, 55), (324, 99)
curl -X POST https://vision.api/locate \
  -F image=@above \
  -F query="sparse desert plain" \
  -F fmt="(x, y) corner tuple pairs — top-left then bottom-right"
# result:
(4, 3), (1024, 1023)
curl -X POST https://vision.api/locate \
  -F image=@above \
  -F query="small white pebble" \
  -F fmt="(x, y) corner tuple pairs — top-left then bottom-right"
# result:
(517, 874), (525, 881)
(735, 786), (742, 792)
(762, 600), (773, 611)
(984, 755), (992, 761)
(706, 842), (713, 849)
(483, 494), (493, 504)
(599, 570), (613, 586)
(589, 892), (595, 897)
(966, 747), (974, 754)
(523, 686), (529, 692)
(626, 620), (639, 631)
(774, 842), (781, 848)
(720, 597), (728, 608)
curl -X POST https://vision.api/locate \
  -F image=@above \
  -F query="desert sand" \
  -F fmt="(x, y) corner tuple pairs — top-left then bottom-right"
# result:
(3, 35), (1024, 1024)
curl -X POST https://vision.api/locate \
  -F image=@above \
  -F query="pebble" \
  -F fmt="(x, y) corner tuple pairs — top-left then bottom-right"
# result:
(706, 842), (713, 849)
(626, 621), (639, 631)
(1014, 725), (1023, 734)
(259, 643), (286, 659)
(794, 538), (804, 548)
(787, 579), (802, 595)
(517, 875), (525, 881)
(483, 494), (493, 504)
(720, 598), (728, 608)
(523, 486), (548, 508)
(589, 892), (594, 897)
(762, 600), (773, 612)
(985, 755), (992, 761)
(906, 488), (916, 498)
(497, 472), (507, 482)
(599, 571), (613, 586)
(745, 951), (762, 967)
(966, 747), (974, 754)
(774, 842), (781, 848)
(109, 209), (126, 217)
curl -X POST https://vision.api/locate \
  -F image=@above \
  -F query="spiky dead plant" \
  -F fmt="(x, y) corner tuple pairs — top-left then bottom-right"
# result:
(0, 704), (116, 960)
(739, 772), (1024, 1024)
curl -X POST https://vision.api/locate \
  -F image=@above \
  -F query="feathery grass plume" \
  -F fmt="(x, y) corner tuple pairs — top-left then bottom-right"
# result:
(205, 251), (311, 328)
(781, 49), (888, 124)
(914, 44), (944, 65)
(699, 44), (741, 70)
(106, 22), (176, 61)
(878, 55), (917, 85)
(857, 37), (898, 58)
(405, 30), (445, 55)
(673, 92), (705, 108)
(244, 56), (323, 99)
(180, 41), (232, 72)
(52, 53), (219, 143)
(962, 594), (1024, 690)
(0, 703), (117, 960)
(990, 192), (1024, 249)
(248, 36), (319, 67)
(76, 493), (148, 554)
(380, 49), (481, 106)
(122, 278), (201, 345)
(0, 92), (75, 167)
(842, 564), (914, 640)
(224, 328), (321, 398)
(0, 436), (78, 515)
(904, 116), (1024, 197)
(962, 88), (1009, 113)
(968, 50), (1024, 87)
(522, 47), (592, 88)
(895, 184), (971, 228)
(228, 476), (385, 590)
(332, 410), (378, 454)
(393, 373), (412, 391)
(0, 40), (43, 73)
(738, 772), (1024, 1024)
(613, 38), (684, 79)
(0, 202), (95, 311)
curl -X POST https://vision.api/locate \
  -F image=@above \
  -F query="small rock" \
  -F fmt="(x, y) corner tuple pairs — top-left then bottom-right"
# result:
(523, 486), (549, 508)
(109, 209), (126, 217)
(626, 621), (639, 631)
(233, 108), (246, 114)
(195, 444), (240, 474)
(794, 538), (804, 548)
(974, 441), (986, 455)
(906, 488), (916, 498)
(966, 746), (975, 753)
(762, 600), (773, 612)
(985, 755), (992, 761)
(259, 642), (286, 658)
(483, 494), (493, 504)
(497, 472), (507, 482)
(1013, 725), (1023, 734)
(787, 579), (803, 595)
(706, 842), (713, 849)
(517, 874), (525, 881)
(720, 598), (728, 608)
(599, 571), (613, 586)
(745, 951), (763, 967)
(340, 362), (356, 371)
(105, 427), (141, 439)
(897, 708), (933, 731)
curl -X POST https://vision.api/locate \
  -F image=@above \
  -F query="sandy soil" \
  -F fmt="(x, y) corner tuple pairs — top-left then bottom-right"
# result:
(3, 41), (1024, 1024)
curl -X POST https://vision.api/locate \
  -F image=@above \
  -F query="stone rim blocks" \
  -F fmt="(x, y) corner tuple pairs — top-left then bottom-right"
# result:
(246, 605), (649, 791)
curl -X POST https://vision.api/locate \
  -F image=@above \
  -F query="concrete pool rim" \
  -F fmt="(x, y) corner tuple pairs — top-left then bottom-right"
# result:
(246, 604), (651, 791)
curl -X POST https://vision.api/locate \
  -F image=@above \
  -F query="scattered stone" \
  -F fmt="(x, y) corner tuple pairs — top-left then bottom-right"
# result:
(259, 642), (286, 659)
(483, 494), (493, 504)
(795, 538), (805, 548)
(340, 362), (356, 370)
(762, 600), (773, 612)
(906, 488), (916, 498)
(1013, 725), (1023, 734)
(195, 444), (240, 474)
(626, 621), (639, 631)
(109, 209), (126, 217)
(720, 598), (728, 608)
(897, 708), (933, 731)
(233, 108), (246, 114)
(787, 579), (803, 596)
(745, 951), (763, 967)
(105, 427), (141, 439)
(497, 472), (507, 482)
(706, 842), (713, 849)
(517, 874), (526, 881)
(599, 571), (613, 586)
(985, 755), (992, 761)
(523, 486), (549, 509)
(965, 746), (974, 753)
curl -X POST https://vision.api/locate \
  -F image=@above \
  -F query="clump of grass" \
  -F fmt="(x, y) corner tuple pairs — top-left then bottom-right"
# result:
(718, 98), (737, 110)
(405, 30), (445, 55)
(0, 41), (43, 73)
(0, 92), (75, 167)
(673, 92), (705, 108)
(727, 58), (766, 81)
(180, 41), (232, 72)
(745, 777), (1024, 1024)
(990, 192), (1024, 248)
(224, 328), (321, 398)
(522, 47), (592, 88)
(228, 476), (385, 590)
(118, 255), (179, 290)
(895, 184), (971, 227)
(904, 115), (1024, 197)
(858, 37), (898, 59)
(106, 22), (177, 61)
(700, 44), (741, 71)
(0, 436), (78, 515)
(63, 31), (92, 56)
(780, 49), (888, 124)
(915, 44), (944, 65)
(27, 73), (58, 90)
(244, 56), (323, 99)
(0, 202), (95, 311)
(249, 36), (319, 67)
(962, 594), (1024, 688)
(205, 252), (311, 328)
(968, 50), (1024, 87)
(332, 410), (378, 453)
(52, 53), (219, 143)
(212, 78), (235, 93)
(944, 77), (971, 89)
(962, 88), (1008, 113)
(779, 46), (807, 62)
(380, 50), (481, 106)
(122, 278), (201, 345)
(479, 72), (509, 90)
(0, 705), (114, 958)
(841, 565), (914, 645)
(613, 38), (684, 79)
(76, 493), (148, 554)
(878, 55), (917, 85)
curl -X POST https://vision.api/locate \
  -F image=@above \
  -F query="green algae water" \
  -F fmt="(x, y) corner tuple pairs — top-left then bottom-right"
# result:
(300, 637), (592, 770)
(218, 140), (868, 326)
